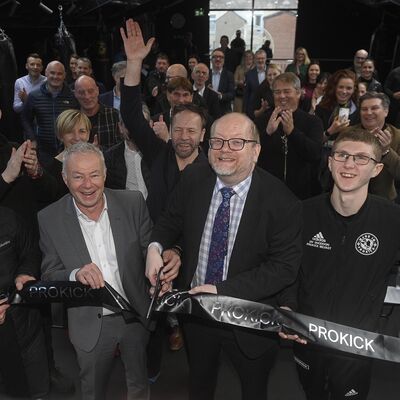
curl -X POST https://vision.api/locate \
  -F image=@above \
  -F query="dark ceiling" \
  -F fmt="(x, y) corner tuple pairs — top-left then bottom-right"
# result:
(0, 0), (159, 28)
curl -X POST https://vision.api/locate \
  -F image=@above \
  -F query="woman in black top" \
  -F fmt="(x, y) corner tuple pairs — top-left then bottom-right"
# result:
(358, 58), (383, 92)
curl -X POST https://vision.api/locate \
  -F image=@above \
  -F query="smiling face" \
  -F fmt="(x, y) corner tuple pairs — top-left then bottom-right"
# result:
(335, 78), (355, 104)
(266, 67), (280, 85)
(273, 79), (301, 111)
(77, 60), (92, 77)
(171, 110), (204, 160)
(63, 152), (106, 215)
(61, 121), (90, 148)
(45, 61), (66, 91)
(329, 140), (382, 196)
(167, 88), (193, 108)
(361, 60), (374, 80)
(360, 97), (388, 131)
(308, 64), (320, 83)
(26, 57), (43, 79)
(209, 113), (260, 186)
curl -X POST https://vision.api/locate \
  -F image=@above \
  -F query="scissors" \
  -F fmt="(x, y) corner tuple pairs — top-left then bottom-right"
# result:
(146, 267), (164, 319)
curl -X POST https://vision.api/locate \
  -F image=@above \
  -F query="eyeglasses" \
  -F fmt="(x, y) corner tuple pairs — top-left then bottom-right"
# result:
(332, 151), (379, 165)
(212, 55), (224, 60)
(209, 138), (258, 151)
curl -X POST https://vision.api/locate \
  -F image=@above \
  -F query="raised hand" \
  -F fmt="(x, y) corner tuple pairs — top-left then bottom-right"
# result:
(1, 141), (27, 183)
(153, 114), (169, 142)
(120, 18), (155, 62)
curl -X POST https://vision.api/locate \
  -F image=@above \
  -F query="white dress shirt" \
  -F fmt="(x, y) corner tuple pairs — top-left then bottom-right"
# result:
(124, 141), (148, 199)
(70, 195), (128, 315)
(193, 84), (205, 97)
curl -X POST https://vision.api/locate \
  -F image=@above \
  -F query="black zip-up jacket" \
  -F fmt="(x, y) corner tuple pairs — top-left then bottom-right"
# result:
(255, 107), (323, 199)
(120, 83), (208, 223)
(21, 82), (78, 153)
(287, 193), (400, 332)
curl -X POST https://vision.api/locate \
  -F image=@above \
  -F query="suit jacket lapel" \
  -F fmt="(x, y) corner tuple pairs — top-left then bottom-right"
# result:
(228, 170), (261, 276)
(104, 190), (126, 279)
(188, 169), (216, 279)
(64, 196), (92, 265)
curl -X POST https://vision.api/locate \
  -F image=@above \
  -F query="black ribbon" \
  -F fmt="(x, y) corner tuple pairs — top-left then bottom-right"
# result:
(6, 281), (140, 322)
(155, 291), (400, 364)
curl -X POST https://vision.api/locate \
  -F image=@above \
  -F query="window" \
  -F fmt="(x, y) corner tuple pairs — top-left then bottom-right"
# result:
(210, 0), (298, 65)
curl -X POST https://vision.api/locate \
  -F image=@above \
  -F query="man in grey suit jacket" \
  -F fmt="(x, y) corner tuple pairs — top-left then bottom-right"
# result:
(38, 142), (174, 400)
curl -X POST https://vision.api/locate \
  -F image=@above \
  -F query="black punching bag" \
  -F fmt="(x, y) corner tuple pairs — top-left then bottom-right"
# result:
(0, 28), (18, 142)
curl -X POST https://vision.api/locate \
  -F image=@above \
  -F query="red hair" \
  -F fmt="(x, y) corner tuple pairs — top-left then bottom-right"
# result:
(319, 69), (357, 110)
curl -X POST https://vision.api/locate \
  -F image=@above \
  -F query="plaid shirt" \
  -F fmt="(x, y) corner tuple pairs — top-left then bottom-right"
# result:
(88, 104), (120, 150)
(192, 174), (252, 288)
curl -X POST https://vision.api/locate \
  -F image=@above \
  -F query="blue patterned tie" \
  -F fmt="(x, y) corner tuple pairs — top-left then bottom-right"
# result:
(205, 187), (235, 285)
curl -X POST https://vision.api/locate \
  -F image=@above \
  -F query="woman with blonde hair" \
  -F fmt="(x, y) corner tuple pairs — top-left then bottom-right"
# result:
(233, 50), (254, 112)
(47, 109), (93, 199)
(285, 47), (311, 80)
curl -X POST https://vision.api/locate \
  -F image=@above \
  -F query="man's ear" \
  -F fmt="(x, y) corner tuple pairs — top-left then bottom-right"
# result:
(371, 162), (384, 178)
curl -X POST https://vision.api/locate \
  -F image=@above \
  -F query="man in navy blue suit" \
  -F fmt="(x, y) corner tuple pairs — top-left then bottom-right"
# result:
(244, 49), (267, 119)
(99, 61), (126, 111)
(207, 49), (235, 115)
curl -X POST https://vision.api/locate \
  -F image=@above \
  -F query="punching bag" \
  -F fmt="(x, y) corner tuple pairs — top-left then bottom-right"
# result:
(53, 5), (76, 70)
(0, 28), (18, 142)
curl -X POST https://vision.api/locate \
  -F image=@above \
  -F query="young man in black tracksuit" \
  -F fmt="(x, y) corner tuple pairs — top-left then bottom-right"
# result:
(281, 130), (400, 399)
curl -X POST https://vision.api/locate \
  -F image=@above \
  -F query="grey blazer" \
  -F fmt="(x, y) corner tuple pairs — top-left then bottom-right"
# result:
(38, 188), (152, 352)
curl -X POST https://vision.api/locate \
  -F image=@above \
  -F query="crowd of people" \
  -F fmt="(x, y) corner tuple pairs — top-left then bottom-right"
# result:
(2, 16), (400, 400)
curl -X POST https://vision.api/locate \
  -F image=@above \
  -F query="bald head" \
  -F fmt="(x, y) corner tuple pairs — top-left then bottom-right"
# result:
(45, 61), (66, 91)
(74, 75), (100, 116)
(166, 64), (188, 81)
(354, 49), (368, 70)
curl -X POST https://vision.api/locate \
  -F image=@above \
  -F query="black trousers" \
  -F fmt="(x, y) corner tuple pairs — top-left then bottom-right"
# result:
(183, 317), (278, 400)
(294, 344), (372, 400)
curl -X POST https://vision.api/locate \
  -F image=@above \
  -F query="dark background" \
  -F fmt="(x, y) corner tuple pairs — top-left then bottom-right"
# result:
(1, 0), (400, 138)
(1, 0), (399, 79)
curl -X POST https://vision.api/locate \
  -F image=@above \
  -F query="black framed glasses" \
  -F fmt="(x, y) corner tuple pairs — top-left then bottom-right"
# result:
(209, 138), (258, 151)
(332, 151), (380, 165)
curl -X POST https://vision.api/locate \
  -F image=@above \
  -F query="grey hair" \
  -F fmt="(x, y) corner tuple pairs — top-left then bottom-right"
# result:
(62, 142), (106, 176)
(359, 91), (390, 110)
(111, 61), (127, 77)
(272, 72), (301, 91)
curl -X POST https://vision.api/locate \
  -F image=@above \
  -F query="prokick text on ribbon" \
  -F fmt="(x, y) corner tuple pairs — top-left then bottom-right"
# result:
(309, 323), (375, 352)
